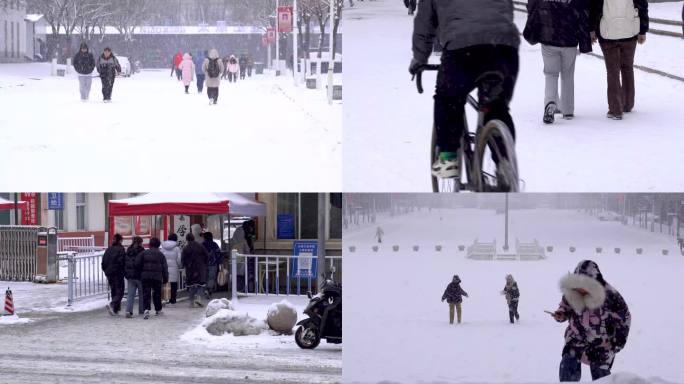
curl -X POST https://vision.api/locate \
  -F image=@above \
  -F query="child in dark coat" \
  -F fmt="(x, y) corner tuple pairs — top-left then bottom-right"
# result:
(502, 274), (520, 323)
(441, 275), (468, 324)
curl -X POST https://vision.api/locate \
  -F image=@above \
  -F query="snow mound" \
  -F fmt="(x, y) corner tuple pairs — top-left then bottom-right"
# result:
(266, 300), (298, 334)
(0, 314), (32, 325)
(203, 308), (267, 336)
(205, 298), (234, 317)
(594, 372), (679, 384)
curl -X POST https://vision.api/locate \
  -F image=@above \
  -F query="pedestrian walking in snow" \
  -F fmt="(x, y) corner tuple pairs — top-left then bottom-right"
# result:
(124, 236), (145, 318)
(551, 260), (630, 381)
(375, 226), (384, 243)
(72, 42), (95, 101)
(523, 0), (592, 123)
(160, 234), (182, 305)
(441, 275), (468, 324)
(239, 54), (248, 80)
(203, 49), (224, 105)
(135, 237), (169, 319)
(101, 234), (126, 316)
(409, 0), (520, 180)
(202, 232), (223, 299)
(590, 0), (648, 120)
(222, 56), (230, 80)
(96, 47), (121, 103)
(501, 274), (520, 323)
(171, 51), (183, 80)
(180, 53), (195, 94)
(194, 51), (207, 94)
(227, 55), (239, 83)
(181, 233), (209, 308)
(247, 54), (255, 77)
(242, 220), (256, 254)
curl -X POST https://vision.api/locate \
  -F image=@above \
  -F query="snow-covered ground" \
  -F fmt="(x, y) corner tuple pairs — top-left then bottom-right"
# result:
(0, 64), (341, 192)
(343, 207), (684, 383)
(343, 0), (684, 192)
(0, 293), (341, 383)
(648, 1), (684, 21)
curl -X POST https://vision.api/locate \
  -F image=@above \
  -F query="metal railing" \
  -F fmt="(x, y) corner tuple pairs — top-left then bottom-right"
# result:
(57, 236), (95, 253)
(58, 248), (108, 306)
(0, 225), (40, 281)
(230, 250), (342, 298)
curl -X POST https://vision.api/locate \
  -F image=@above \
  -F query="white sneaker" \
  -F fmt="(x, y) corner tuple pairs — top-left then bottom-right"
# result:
(432, 154), (460, 179)
(143, 310), (150, 320)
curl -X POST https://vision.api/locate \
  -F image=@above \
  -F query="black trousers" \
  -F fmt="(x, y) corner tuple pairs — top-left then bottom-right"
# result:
(141, 279), (163, 312)
(101, 76), (115, 100)
(207, 87), (219, 102)
(434, 45), (518, 152)
(170, 282), (178, 304)
(107, 274), (125, 313)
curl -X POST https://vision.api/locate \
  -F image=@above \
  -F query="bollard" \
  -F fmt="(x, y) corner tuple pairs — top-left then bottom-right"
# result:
(392, 245), (399, 252)
(3, 287), (14, 316)
(636, 248), (643, 255)
(51, 58), (57, 76)
(662, 249), (669, 256)
(570, 246), (576, 253)
(413, 245), (419, 252)
(348, 246), (356, 253)
(372, 246), (379, 252)
(435, 245), (442, 252)
(546, 246), (554, 252)
(596, 247), (602, 254)
(458, 245), (465, 251)
(614, 248), (621, 254)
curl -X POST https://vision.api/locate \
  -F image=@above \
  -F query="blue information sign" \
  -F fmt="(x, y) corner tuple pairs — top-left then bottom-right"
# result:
(292, 241), (318, 279)
(277, 214), (295, 239)
(47, 193), (64, 210)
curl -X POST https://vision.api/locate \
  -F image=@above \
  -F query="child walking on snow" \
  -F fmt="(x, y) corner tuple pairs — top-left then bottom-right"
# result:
(442, 275), (468, 324)
(501, 274), (520, 323)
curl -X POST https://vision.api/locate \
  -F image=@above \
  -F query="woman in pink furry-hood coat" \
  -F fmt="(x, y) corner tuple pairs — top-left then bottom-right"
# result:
(180, 53), (195, 93)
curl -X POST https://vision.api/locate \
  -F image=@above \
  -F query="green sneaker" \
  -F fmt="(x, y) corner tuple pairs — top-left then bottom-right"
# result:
(432, 151), (460, 179)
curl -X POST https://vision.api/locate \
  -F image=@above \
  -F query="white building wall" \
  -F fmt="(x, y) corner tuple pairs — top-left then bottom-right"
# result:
(0, 2), (27, 62)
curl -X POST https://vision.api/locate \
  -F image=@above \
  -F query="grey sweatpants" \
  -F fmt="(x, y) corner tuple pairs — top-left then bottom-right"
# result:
(542, 45), (578, 115)
(78, 75), (92, 100)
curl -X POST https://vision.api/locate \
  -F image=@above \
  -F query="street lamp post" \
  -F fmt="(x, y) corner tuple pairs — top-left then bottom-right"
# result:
(327, 0), (335, 105)
(293, 0), (299, 86)
(275, 0), (280, 76)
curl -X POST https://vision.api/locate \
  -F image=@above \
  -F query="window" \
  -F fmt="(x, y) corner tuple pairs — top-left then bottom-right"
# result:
(10, 21), (14, 58)
(329, 193), (342, 239)
(276, 194), (341, 240)
(75, 193), (87, 231)
(0, 193), (10, 225)
(299, 193), (318, 239)
(54, 210), (65, 230)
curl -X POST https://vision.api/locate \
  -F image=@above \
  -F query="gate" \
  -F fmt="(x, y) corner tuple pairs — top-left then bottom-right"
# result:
(0, 225), (40, 281)
(58, 247), (108, 306)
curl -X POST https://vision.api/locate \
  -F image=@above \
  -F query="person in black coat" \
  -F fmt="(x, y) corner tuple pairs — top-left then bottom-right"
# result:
(96, 47), (121, 102)
(202, 232), (224, 299)
(135, 237), (168, 319)
(181, 233), (209, 308)
(101, 234), (126, 316)
(441, 275), (469, 324)
(124, 236), (145, 318)
(72, 42), (95, 101)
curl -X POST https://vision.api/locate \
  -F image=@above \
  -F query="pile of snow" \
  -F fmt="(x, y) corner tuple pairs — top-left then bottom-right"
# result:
(203, 308), (267, 336)
(594, 372), (678, 384)
(0, 314), (32, 325)
(266, 300), (298, 334)
(205, 298), (234, 317)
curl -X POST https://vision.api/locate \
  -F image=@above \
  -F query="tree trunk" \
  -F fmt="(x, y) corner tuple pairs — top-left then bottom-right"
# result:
(317, 21), (325, 59)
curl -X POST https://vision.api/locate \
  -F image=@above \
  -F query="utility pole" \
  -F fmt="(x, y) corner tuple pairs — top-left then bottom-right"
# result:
(504, 193), (509, 251)
(317, 193), (327, 289)
(327, 0), (335, 105)
(293, 0), (299, 86)
(275, 0), (280, 76)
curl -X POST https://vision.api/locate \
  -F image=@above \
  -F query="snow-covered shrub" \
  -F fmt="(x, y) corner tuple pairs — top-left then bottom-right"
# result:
(372, 246), (379, 252)
(203, 309), (266, 336)
(349, 246), (356, 253)
(435, 245), (442, 252)
(205, 298), (234, 318)
(266, 300), (298, 334)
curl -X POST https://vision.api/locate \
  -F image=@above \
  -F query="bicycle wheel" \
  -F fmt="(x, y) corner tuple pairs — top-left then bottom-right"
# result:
(430, 124), (460, 193)
(472, 119), (519, 192)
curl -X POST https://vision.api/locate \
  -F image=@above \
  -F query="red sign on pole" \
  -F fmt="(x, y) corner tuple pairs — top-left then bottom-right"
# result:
(266, 27), (276, 43)
(277, 6), (293, 33)
(20, 193), (38, 225)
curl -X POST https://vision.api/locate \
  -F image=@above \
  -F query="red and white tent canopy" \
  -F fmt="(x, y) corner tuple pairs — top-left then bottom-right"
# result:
(0, 196), (26, 211)
(108, 193), (231, 216)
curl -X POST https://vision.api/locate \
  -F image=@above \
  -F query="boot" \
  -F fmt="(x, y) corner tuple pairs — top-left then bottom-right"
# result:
(509, 311), (514, 324)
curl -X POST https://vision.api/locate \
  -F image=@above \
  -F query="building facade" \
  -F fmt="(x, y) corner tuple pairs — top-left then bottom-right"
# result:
(0, 0), (26, 62)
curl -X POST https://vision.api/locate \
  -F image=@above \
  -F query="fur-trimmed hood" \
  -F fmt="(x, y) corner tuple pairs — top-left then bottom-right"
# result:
(560, 272), (606, 314)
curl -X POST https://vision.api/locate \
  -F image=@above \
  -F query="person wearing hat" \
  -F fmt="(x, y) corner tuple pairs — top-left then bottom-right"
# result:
(551, 260), (631, 381)
(96, 47), (121, 102)
(501, 274), (520, 323)
(441, 274), (469, 324)
(72, 42), (95, 101)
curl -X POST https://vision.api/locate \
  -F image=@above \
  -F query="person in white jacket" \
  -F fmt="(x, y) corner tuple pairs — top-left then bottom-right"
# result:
(161, 234), (182, 304)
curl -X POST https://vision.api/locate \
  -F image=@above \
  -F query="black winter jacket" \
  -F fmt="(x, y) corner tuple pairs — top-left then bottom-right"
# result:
(590, 0), (648, 42)
(442, 280), (468, 304)
(101, 244), (126, 277)
(73, 51), (96, 75)
(135, 248), (169, 283)
(124, 244), (145, 280)
(181, 241), (208, 285)
(523, 0), (592, 53)
(97, 54), (121, 80)
(412, 0), (520, 64)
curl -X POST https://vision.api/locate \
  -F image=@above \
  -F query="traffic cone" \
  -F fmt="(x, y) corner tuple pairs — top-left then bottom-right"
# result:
(3, 287), (14, 316)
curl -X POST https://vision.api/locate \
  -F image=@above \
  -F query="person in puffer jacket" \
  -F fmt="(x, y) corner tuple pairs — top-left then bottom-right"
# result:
(202, 232), (224, 299)
(590, 0), (648, 120)
(501, 274), (520, 323)
(179, 52), (195, 94)
(160, 234), (182, 305)
(101, 234), (126, 316)
(552, 260), (630, 381)
(523, 0), (592, 124)
(72, 42), (95, 101)
(96, 47), (121, 102)
(441, 275), (469, 324)
(135, 237), (169, 319)
(409, 0), (520, 181)
(124, 236), (145, 318)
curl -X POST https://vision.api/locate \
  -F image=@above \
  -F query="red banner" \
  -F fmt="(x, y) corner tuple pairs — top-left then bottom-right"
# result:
(267, 27), (276, 43)
(20, 193), (39, 225)
(277, 6), (293, 33)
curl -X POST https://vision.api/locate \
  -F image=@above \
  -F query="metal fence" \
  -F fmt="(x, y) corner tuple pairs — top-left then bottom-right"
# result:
(58, 248), (108, 306)
(230, 250), (342, 298)
(57, 236), (95, 253)
(0, 225), (40, 281)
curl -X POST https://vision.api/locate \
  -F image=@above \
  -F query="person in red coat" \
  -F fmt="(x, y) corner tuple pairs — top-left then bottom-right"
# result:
(171, 51), (183, 80)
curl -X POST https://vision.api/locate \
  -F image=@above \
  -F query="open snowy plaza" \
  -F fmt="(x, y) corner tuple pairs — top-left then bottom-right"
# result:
(343, 0), (684, 192)
(343, 195), (684, 383)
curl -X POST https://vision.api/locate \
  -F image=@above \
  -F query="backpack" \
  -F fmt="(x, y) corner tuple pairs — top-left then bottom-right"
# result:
(207, 58), (220, 78)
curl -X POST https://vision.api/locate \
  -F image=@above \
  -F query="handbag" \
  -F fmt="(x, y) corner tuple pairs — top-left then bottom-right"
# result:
(217, 266), (228, 286)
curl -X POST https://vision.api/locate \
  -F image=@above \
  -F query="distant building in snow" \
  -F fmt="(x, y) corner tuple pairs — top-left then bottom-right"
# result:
(0, 0), (27, 62)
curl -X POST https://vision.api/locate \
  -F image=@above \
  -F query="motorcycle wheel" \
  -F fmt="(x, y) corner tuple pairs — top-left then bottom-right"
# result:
(295, 325), (321, 349)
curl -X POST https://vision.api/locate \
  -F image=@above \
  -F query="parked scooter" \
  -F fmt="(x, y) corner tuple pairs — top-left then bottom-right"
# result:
(294, 271), (342, 349)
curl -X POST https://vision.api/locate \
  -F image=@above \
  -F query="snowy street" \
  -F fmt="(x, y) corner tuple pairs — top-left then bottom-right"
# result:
(343, 0), (684, 192)
(0, 294), (341, 383)
(344, 207), (684, 383)
(0, 64), (342, 192)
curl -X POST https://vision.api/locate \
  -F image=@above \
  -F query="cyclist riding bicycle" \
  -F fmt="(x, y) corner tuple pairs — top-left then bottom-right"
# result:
(409, 0), (520, 180)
